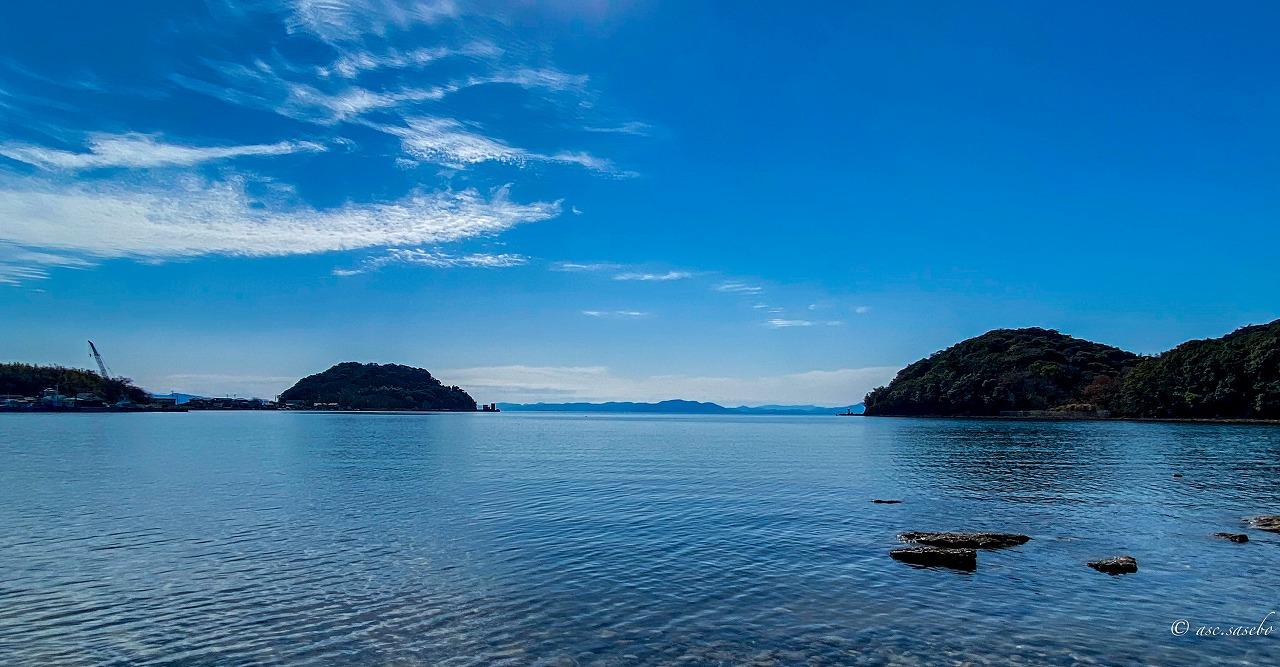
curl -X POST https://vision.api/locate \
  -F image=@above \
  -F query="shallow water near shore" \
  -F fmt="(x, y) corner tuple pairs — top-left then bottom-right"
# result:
(1, 412), (1278, 665)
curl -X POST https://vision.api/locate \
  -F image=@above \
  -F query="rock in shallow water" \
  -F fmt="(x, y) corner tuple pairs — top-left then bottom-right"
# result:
(1214, 532), (1249, 543)
(1088, 556), (1137, 575)
(890, 546), (977, 571)
(898, 531), (1030, 549)
(1247, 515), (1280, 532)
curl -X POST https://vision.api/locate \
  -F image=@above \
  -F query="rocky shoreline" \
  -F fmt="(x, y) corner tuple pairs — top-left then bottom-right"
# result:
(881, 505), (1277, 575)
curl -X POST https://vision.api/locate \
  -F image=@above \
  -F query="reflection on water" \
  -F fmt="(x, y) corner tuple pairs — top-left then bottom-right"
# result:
(1, 413), (1278, 665)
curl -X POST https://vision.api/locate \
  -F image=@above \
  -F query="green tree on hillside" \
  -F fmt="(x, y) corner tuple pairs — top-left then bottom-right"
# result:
(0, 363), (150, 403)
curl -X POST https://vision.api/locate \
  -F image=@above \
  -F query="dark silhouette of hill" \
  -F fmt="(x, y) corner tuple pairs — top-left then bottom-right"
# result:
(279, 362), (476, 411)
(863, 328), (1139, 416)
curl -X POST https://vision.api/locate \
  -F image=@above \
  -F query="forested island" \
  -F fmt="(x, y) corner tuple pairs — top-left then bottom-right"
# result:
(278, 362), (477, 411)
(864, 320), (1280, 420)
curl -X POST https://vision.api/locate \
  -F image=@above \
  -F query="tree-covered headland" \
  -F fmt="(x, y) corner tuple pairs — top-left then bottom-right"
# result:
(864, 320), (1280, 419)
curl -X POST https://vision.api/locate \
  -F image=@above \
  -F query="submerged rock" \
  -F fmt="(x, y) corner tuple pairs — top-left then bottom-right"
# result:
(1214, 532), (1249, 543)
(898, 531), (1030, 549)
(890, 546), (977, 571)
(1247, 515), (1280, 532)
(872, 499), (903, 504)
(1088, 556), (1138, 575)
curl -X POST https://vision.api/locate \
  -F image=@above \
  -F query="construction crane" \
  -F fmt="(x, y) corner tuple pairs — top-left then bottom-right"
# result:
(88, 340), (111, 380)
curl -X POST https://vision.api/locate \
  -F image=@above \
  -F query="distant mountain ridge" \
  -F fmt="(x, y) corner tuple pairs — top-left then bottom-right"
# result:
(498, 399), (864, 415)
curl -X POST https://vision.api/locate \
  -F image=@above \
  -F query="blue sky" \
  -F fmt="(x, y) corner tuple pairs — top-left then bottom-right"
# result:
(1, 1), (1278, 404)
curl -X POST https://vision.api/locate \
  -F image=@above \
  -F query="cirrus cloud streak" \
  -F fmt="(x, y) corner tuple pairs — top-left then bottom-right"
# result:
(613, 271), (692, 282)
(0, 133), (325, 171)
(335, 248), (528, 275)
(0, 174), (558, 280)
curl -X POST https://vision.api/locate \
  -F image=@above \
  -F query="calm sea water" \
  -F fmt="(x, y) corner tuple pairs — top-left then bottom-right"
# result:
(1, 413), (1278, 666)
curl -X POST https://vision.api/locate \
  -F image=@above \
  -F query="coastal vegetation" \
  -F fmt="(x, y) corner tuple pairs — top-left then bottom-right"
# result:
(1115, 320), (1280, 419)
(864, 320), (1280, 419)
(278, 362), (476, 411)
(0, 363), (150, 403)
(862, 328), (1139, 416)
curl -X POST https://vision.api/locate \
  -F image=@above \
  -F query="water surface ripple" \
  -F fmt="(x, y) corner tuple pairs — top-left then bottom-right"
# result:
(2, 413), (1278, 665)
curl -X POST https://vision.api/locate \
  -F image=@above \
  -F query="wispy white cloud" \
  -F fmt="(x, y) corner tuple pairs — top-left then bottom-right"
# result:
(581, 310), (650, 319)
(171, 63), (447, 125)
(552, 261), (621, 272)
(613, 270), (692, 282)
(765, 318), (843, 329)
(855, 305), (872, 314)
(0, 244), (94, 285)
(164, 15), (620, 177)
(0, 133), (325, 171)
(548, 151), (616, 172)
(286, 0), (458, 44)
(319, 42), (501, 78)
(583, 121), (652, 136)
(466, 68), (588, 93)
(385, 117), (526, 165)
(335, 248), (527, 275)
(176, 60), (588, 127)
(439, 364), (902, 406)
(389, 248), (527, 268)
(383, 117), (617, 172)
(0, 174), (559, 273)
(555, 262), (694, 282)
(0, 0), (642, 285)
(766, 319), (814, 328)
(288, 82), (450, 123)
(715, 281), (763, 294)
